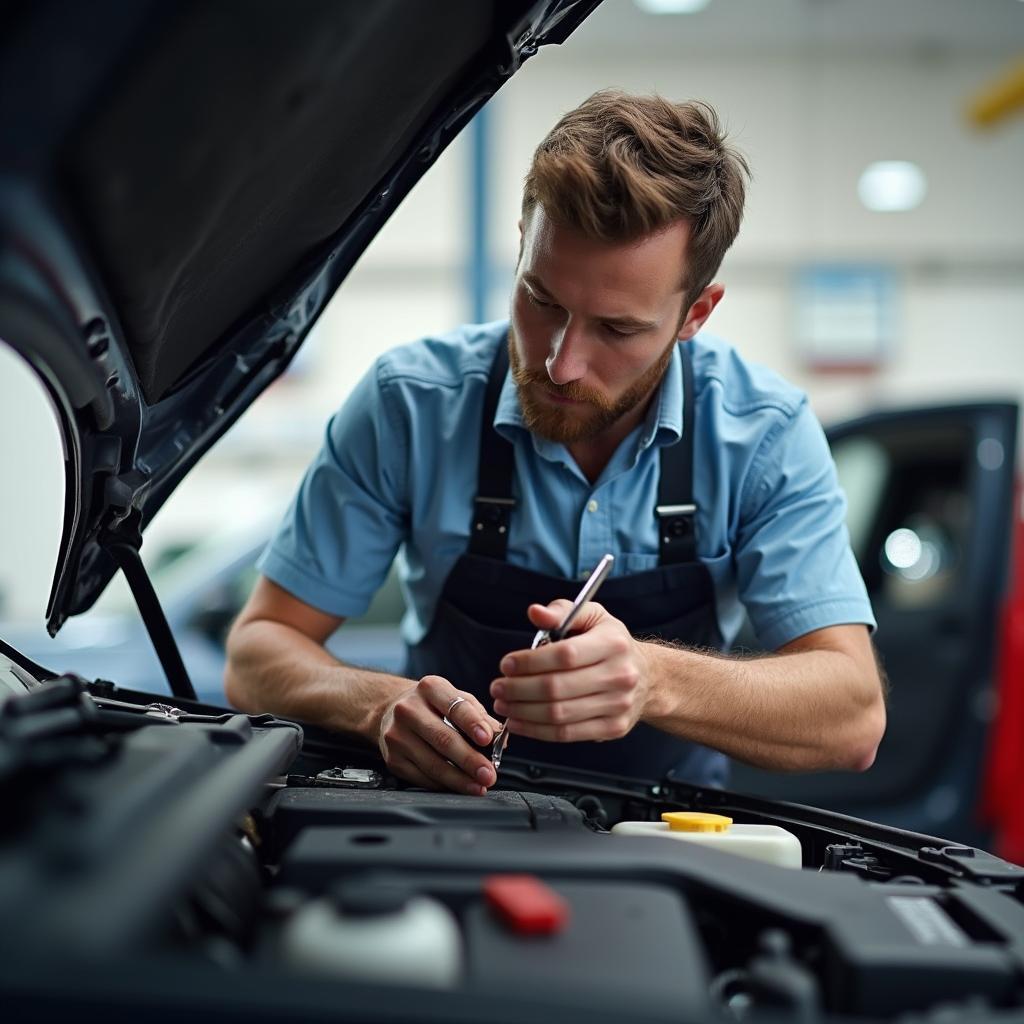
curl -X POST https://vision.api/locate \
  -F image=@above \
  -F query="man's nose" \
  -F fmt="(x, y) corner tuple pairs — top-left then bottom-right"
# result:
(546, 321), (588, 385)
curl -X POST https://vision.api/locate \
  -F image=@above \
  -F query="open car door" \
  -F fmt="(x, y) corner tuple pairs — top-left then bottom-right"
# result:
(729, 401), (1019, 848)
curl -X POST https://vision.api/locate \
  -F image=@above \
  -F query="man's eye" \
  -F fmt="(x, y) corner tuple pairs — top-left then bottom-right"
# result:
(603, 323), (634, 337)
(527, 292), (553, 308)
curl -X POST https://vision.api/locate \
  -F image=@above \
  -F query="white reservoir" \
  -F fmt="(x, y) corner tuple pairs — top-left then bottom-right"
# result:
(281, 884), (462, 987)
(611, 812), (803, 869)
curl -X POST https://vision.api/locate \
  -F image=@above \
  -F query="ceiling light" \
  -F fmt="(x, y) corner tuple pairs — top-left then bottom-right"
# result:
(883, 528), (923, 571)
(857, 161), (928, 212)
(634, 0), (712, 13)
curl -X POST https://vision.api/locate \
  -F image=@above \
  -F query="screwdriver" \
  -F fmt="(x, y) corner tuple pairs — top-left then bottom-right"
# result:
(491, 553), (615, 769)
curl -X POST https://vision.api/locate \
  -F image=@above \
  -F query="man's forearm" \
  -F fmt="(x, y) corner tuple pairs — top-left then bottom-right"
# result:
(224, 619), (410, 740)
(640, 640), (885, 773)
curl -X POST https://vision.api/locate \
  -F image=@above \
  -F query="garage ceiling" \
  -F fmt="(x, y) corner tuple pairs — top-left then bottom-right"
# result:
(572, 0), (1024, 58)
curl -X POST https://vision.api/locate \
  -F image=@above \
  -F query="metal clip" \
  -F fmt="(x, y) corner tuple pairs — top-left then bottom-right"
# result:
(145, 702), (184, 721)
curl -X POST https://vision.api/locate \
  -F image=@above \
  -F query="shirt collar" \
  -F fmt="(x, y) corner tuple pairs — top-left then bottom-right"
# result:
(494, 339), (686, 455)
(495, 363), (528, 437)
(495, 370), (568, 465)
(639, 341), (684, 450)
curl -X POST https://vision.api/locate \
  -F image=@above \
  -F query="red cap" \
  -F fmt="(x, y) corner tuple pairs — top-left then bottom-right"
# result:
(483, 874), (570, 936)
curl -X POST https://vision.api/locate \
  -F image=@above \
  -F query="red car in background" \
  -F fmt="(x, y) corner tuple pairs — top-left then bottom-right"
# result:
(985, 490), (1024, 864)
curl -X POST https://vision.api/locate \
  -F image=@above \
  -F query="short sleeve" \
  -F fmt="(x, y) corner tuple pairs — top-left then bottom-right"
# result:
(734, 399), (876, 650)
(256, 360), (409, 617)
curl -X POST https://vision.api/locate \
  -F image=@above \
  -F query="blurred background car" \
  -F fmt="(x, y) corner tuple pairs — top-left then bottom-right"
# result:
(1, 521), (408, 705)
(731, 400), (1021, 853)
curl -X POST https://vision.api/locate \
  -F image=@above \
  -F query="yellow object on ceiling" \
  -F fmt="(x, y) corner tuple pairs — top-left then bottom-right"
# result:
(968, 57), (1024, 127)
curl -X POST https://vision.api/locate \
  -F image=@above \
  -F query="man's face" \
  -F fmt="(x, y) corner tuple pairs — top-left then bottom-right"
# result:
(508, 205), (697, 446)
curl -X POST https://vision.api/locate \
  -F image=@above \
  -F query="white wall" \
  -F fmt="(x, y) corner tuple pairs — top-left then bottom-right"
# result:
(0, 346), (65, 620)
(487, 37), (1024, 420)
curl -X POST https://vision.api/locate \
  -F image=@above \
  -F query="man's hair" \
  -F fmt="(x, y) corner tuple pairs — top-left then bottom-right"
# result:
(522, 90), (750, 310)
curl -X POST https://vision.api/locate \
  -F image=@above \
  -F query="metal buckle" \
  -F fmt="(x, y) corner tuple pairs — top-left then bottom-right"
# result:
(473, 495), (516, 535)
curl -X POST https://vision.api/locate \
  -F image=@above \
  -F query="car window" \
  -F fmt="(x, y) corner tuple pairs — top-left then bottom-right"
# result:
(831, 436), (890, 564)
(832, 421), (973, 610)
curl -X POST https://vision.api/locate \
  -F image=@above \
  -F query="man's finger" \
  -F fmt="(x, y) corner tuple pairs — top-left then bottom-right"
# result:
(448, 698), (500, 746)
(419, 677), (497, 747)
(390, 755), (439, 791)
(525, 598), (573, 631)
(498, 627), (612, 682)
(399, 730), (490, 795)
(491, 655), (619, 703)
(506, 714), (626, 744)
(526, 597), (606, 634)
(493, 690), (626, 725)
(405, 698), (497, 787)
(501, 601), (611, 676)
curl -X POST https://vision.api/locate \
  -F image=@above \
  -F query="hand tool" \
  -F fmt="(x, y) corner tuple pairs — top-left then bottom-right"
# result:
(491, 553), (615, 769)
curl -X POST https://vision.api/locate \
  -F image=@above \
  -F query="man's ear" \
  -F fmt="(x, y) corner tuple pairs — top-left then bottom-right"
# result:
(677, 283), (725, 341)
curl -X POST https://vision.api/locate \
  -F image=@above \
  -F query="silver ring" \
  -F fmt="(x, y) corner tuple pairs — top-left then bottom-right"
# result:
(443, 696), (467, 729)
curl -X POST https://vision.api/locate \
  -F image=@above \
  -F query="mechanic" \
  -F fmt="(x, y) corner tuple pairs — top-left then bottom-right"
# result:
(225, 91), (885, 796)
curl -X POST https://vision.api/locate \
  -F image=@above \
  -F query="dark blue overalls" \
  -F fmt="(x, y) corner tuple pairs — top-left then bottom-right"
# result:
(406, 339), (727, 785)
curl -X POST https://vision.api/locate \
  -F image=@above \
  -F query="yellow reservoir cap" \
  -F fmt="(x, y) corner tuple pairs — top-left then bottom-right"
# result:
(661, 812), (733, 833)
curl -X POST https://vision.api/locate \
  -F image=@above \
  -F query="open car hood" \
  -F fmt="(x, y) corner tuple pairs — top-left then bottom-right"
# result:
(0, 0), (599, 635)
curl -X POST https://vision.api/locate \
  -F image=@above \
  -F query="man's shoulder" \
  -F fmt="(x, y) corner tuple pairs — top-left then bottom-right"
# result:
(689, 333), (806, 421)
(375, 320), (506, 394)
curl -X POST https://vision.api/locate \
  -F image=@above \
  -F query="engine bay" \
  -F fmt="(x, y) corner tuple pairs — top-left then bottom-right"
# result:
(1, 670), (1023, 1024)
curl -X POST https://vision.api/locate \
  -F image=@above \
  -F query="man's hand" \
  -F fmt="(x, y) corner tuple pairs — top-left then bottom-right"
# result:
(490, 600), (652, 743)
(377, 675), (502, 794)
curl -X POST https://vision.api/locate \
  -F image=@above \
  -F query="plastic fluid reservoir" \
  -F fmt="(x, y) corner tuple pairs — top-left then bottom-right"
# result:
(281, 879), (461, 987)
(611, 812), (803, 869)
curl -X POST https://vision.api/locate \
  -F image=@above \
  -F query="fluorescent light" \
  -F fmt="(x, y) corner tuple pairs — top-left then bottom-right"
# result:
(634, 0), (712, 13)
(857, 161), (928, 212)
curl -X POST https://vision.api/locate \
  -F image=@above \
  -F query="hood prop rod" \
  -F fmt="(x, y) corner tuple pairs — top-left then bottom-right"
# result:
(101, 534), (197, 702)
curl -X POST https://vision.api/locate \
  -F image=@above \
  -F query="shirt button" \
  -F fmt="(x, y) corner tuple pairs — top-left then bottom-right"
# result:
(587, 499), (599, 513)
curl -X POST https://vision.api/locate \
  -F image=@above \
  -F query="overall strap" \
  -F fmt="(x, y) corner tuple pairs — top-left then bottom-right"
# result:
(469, 339), (515, 559)
(656, 343), (698, 565)
(469, 337), (700, 565)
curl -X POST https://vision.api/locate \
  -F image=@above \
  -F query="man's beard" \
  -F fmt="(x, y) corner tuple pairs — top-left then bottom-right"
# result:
(508, 332), (676, 445)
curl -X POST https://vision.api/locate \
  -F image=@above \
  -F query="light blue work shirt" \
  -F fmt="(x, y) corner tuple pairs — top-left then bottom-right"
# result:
(258, 320), (875, 651)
